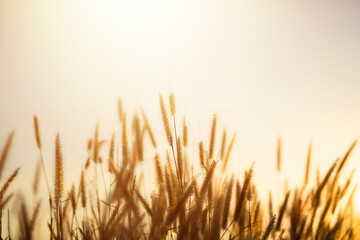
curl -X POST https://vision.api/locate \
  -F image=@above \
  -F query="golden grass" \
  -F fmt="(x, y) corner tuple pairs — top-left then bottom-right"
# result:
(0, 93), (358, 239)
(303, 142), (312, 187)
(208, 114), (217, 160)
(169, 92), (176, 116)
(0, 168), (19, 202)
(159, 94), (173, 147)
(276, 137), (282, 172)
(0, 130), (15, 179)
(33, 115), (41, 149)
(54, 133), (64, 208)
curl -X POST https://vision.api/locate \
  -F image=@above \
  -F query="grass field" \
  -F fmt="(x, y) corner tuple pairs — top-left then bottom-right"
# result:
(0, 93), (359, 239)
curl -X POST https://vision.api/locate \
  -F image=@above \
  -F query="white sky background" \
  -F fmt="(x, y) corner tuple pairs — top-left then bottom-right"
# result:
(1, 0), (360, 228)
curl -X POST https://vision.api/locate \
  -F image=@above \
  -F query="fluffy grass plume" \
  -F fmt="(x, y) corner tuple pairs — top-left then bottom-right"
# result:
(220, 128), (227, 160)
(176, 137), (183, 186)
(169, 92), (176, 116)
(108, 132), (116, 174)
(80, 170), (86, 208)
(304, 142), (312, 187)
(0, 168), (20, 202)
(121, 112), (129, 167)
(118, 98), (123, 123)
(222, 133), (237, 173)
(33, 115), (42, 149)
(154, 153), (163, 185)
(208, 114), (217, 160)
(159, 94), (173, 146)
(0, 130), (15, 179)
(54, 133), (64, 208)
(182, 117), (188, 147)
(262, 214), (276, 240)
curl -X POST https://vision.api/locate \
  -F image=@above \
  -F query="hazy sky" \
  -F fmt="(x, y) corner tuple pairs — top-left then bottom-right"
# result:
(1, 0), (360, 214)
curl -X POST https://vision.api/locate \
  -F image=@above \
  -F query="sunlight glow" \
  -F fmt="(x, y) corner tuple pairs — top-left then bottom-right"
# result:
(96, 0), (176, 26)
(122, 0), (173, 22)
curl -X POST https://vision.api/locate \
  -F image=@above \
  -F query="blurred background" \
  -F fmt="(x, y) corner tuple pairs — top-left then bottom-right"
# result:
(1, 0), (360, 215)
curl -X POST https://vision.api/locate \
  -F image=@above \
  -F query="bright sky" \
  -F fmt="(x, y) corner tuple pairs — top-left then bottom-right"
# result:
(1, 0), (360, 218)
